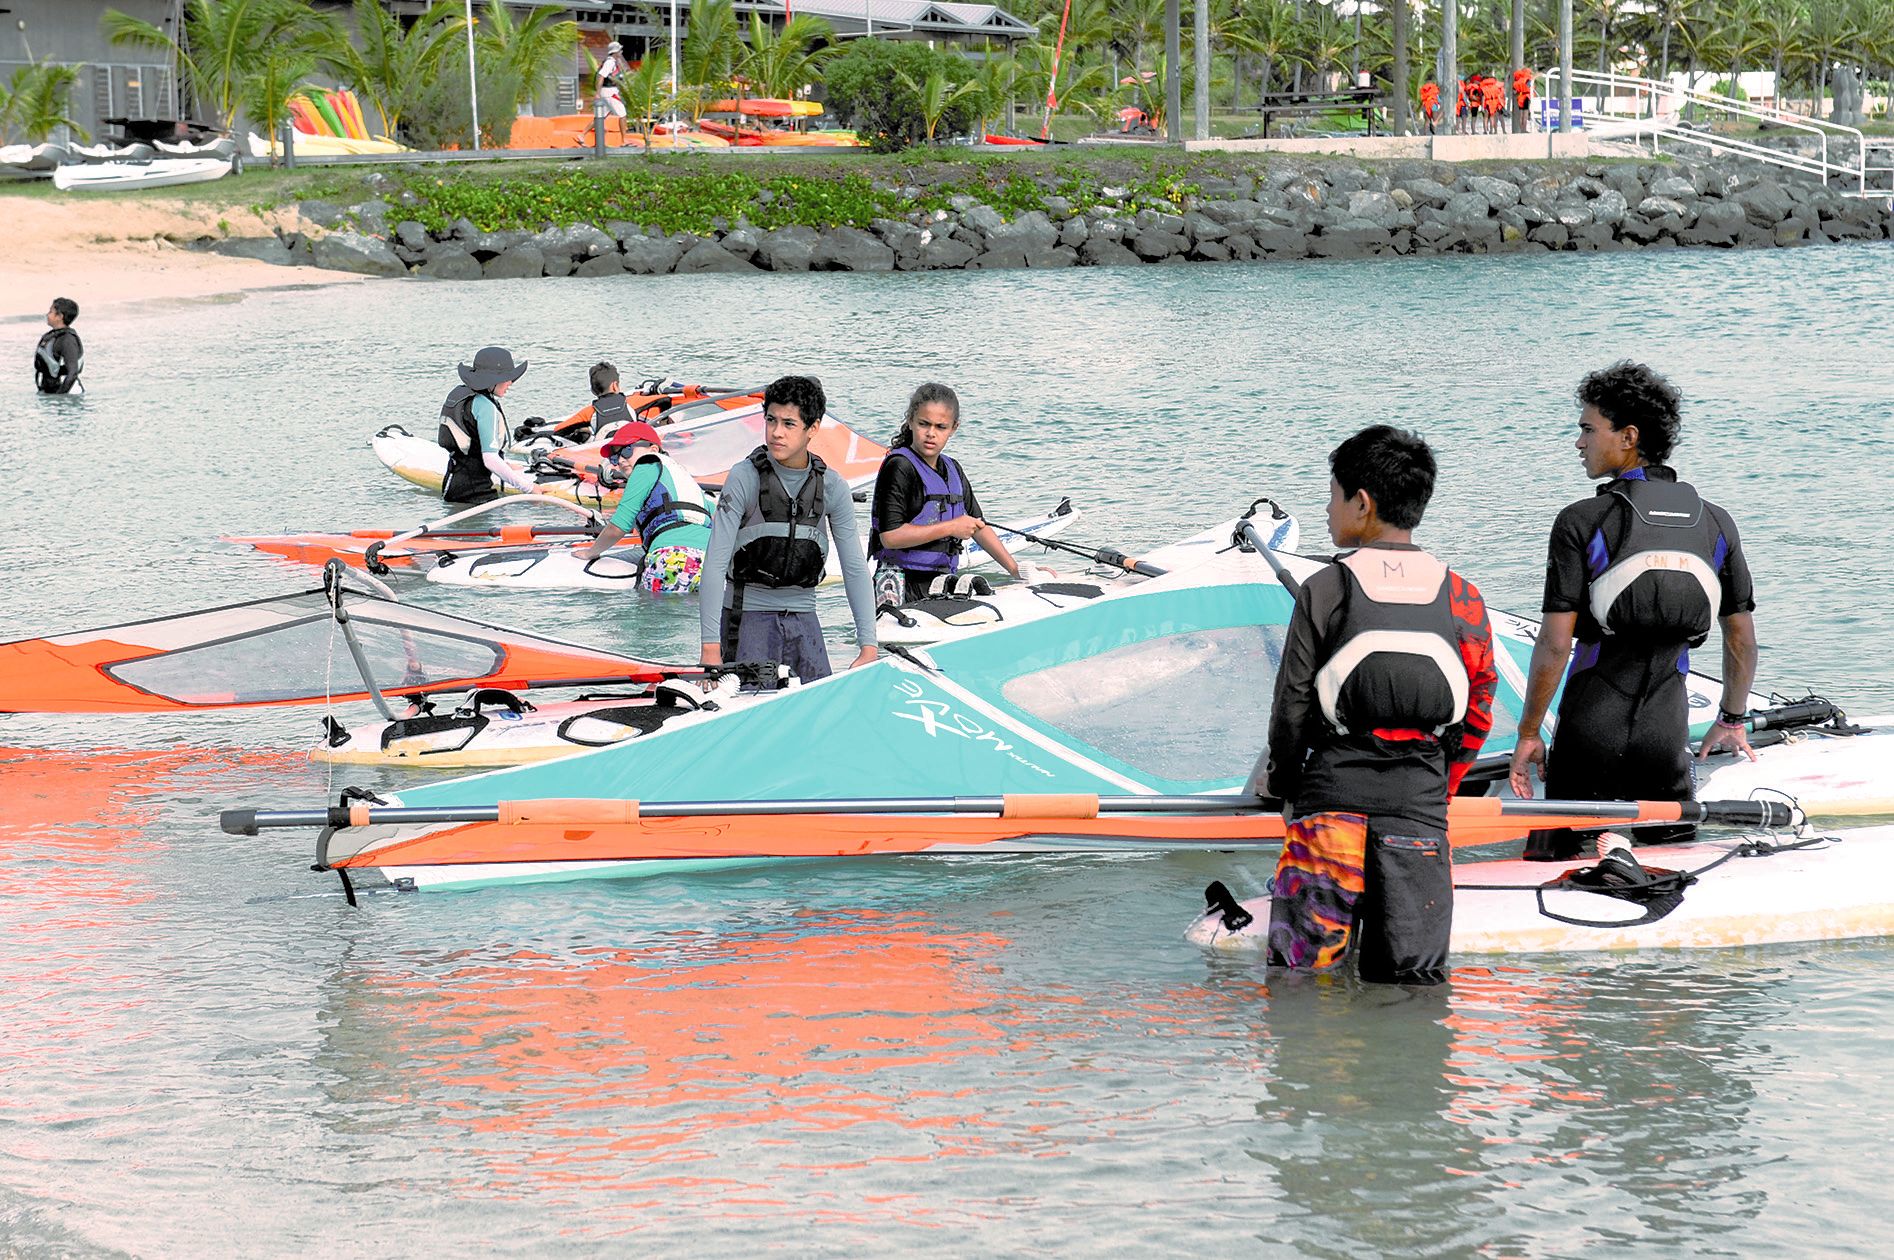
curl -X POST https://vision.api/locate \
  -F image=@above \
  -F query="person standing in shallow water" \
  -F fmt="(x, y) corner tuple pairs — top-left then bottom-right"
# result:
(698, 374), (878, 683)
(35, 297), (83, 394)
(1509, 361), (1758, 857)
(1246, 425), (1498, 986)
(437, 346), (541, 505)
(866, 383), (1042, 607)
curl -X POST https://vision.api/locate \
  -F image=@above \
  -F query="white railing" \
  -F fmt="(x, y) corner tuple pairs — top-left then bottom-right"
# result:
(1537, 69), (1879, 195)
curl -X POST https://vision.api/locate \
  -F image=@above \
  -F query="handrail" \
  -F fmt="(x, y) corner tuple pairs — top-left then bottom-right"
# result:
(1537, 68), (1870, 194)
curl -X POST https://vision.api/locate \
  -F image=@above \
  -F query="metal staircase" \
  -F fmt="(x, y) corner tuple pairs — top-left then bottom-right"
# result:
(1536, 69), (1891, 196)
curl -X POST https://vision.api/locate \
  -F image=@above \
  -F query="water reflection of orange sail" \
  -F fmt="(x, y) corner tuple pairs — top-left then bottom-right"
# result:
(320, 910), (1016, 1196)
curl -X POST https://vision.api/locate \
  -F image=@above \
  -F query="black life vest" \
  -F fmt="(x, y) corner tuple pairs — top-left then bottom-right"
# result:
(729, 446), (830, 589)
(1313, 548), (1470, 737)
(438, 384), (503, 502)
(591, 390), (633, 437)
(34, 327), (83, 394)
(869, 446), (969, 574)
(1587, 474), (1722, 647)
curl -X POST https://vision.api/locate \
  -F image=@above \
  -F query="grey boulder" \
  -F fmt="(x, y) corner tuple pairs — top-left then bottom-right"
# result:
(312, 230), (406, 277)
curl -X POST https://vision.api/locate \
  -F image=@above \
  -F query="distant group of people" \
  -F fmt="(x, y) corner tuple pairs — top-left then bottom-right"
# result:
(438, 353), (1041, 684)
(1418, 68), (1534, 134)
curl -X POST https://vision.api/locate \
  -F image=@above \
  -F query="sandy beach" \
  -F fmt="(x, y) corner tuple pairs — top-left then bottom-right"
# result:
(0, 196), (364, 322)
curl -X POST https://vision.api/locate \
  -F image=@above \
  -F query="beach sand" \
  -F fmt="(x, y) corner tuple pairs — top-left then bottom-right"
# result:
(0, 197), (365, 322)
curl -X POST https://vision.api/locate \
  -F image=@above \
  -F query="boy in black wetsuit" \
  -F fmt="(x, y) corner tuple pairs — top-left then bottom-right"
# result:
(1249, 426), (1498, 986)
(35, 298), (83, 394)
(1509, 361), (1759, 857)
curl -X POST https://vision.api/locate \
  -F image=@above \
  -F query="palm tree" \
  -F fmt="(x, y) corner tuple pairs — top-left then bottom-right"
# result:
(473, 1), (580, 121)
(311, 0), (462, 137)
(738, 13), (837, 100)
(678, 0), (743, 118)
(102, 0), (319, 131)
(895, 64), (981, 142)
(964, 51), (1021, 135)
(1234, 0), (1305, 99)
(1755, 0), (1808, 109)
(0, 61), (89, 143)
(619, 50), (676, 148)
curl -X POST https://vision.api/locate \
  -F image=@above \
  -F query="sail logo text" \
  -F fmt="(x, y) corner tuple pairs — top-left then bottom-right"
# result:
(891, 680), (1014, 751)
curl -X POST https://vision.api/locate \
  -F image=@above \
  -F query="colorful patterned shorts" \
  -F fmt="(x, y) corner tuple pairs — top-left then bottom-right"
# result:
(641, 544), (704, 594)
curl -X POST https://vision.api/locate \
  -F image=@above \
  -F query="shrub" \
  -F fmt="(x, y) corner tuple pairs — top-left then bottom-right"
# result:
(823, 39), (976, 151)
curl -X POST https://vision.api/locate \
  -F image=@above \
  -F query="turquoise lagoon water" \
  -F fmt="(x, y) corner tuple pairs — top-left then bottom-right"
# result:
(1, 243), (1890, 1255)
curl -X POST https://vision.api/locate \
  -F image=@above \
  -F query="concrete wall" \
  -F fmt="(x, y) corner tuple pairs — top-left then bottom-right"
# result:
(1185, 132), (1591, 161)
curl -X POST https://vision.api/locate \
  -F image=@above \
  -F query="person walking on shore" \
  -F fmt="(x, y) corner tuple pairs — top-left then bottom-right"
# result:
(438, 346), (541, 505)
(591, 41), (630, 144)
(699, 375), (878, 683)
(867, 383), (1042, 607)
(35, 297), (83, 394)
(1246, 425), (1497, 986)
(1508, 361), (1759, 858)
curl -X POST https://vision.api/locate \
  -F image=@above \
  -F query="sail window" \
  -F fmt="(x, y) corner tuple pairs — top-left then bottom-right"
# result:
(999, 624), (1287, 784)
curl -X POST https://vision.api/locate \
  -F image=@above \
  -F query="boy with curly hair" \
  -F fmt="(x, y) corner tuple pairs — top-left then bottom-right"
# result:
(1509, 361), (1759, 858)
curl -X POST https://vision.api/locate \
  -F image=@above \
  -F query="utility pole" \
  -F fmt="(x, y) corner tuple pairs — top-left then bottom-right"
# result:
(1193, 0), (1208, 140)
(1165, 0), (1182, 142)
(463, 0), (480, 150)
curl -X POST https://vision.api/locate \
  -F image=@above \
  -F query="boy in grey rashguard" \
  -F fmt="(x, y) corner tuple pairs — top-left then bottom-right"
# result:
(698, 375), (878, 682)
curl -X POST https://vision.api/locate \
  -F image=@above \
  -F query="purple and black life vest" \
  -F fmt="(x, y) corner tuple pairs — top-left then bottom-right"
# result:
(871, 446), (968, 575)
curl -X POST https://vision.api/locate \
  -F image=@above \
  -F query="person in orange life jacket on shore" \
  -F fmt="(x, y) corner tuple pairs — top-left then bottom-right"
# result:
(1245, 425), (1498, 986)
(1509, 361), (1758, 858)
(699, 374), (878, 683)
(437, 346), (541, 505)
(1512, 67), (1534, 120)
(1419, 81), (1441, 133)
(575, 420), (713, 593)
(1480, 76), (1505, 127)
(866, 382), (1050, 607)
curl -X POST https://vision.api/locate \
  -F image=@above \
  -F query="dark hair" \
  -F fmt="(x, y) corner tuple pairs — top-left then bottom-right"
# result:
(1329, 425), (1437, 531)
(588, 361), (618, 397)
(51, 297), (78, 325)
(891, 382), (959, 449)
(1576, 360), (1682, 464)
(762, 374), (826, 427)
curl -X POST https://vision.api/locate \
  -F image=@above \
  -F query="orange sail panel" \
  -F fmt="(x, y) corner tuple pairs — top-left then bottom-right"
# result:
(0, 585), (667, 712)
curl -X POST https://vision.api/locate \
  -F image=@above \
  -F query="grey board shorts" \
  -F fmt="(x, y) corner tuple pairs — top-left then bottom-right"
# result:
(720, 608), (833, 685)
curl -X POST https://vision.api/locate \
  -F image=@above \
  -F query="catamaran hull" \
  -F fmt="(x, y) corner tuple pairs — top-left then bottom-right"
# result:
(1186, 825), (1894, 955)
(52, 157), (231, 191)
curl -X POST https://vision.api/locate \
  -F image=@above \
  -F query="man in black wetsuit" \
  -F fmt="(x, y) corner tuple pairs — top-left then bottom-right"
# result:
(35, 297), (83, 394)
(1509, 361), (1759, 858)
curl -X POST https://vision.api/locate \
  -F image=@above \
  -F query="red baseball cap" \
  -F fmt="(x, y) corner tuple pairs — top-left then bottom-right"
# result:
(600, 421), (663, 456)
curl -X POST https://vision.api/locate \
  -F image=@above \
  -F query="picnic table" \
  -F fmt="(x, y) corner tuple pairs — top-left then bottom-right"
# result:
(1249, 87), (1380, 138)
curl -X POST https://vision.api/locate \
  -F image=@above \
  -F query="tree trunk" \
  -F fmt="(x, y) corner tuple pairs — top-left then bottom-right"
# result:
(1658, 24), (1670, 87)
(1165, 0), (1182, 140)
(1442, 0), (1457, 133)
(1511, 0), (1526, 131)
(1393, 0), (1411, 134)
(1193, 0), (1209, 139)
